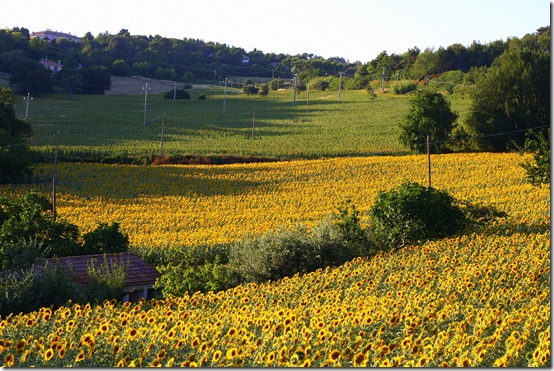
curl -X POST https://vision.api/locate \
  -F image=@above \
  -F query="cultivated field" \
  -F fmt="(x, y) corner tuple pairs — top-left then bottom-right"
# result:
(0, 82), (550, 367)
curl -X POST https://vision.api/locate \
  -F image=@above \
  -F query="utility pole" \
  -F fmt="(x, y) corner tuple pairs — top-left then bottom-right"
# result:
(292, 74), (298, 106)
(337, 72), (343, 101)
(52, 131), (60, 222)
(173, 82), (177, 100)
(142, 83), (151, 126)
(24, 93), (33, 121)
(159, 112), (166, 156)
(381, 67), (386, 93)
(305, 82), (310, 121)
(427, 135), (431, 188)
(251, 107), (256, 140)
(223, 77), (228, 115)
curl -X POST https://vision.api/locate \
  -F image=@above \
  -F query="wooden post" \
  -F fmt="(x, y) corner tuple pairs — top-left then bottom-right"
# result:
(427, 135), (431, 188)
(52, 132), (59, 221)
(251, 107), (256, 140)
(159, 112), (166, 156)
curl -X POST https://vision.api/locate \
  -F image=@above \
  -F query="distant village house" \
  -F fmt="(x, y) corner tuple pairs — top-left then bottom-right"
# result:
(31, 29), (82, 43)
(39, 58), (63, 73)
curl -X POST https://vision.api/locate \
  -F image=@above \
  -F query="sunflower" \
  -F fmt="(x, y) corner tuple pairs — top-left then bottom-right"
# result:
(3, 354), (14, 367)
(75, 350), (85, 363)
(212, 350), (222, 364)
(226, 348), (238, 360)
(328, 349), (341, 363)
(353, 352), (366, 367)
(43, 347), (55, 362)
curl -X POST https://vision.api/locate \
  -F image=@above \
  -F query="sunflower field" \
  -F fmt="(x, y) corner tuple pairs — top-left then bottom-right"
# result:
(0, 150), (550, 367)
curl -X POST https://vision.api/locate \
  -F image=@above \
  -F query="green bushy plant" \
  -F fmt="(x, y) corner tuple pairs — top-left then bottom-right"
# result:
(519, 129), (550, 186)
(154, 255), (230, 297)
(163, 88), (190, 99)
(392, 80), (417, 95)
(369, 181), (466, 250)
(0, 260), (84, 316)
(82, 221), (129, 254)
(84, 255), (126, 304)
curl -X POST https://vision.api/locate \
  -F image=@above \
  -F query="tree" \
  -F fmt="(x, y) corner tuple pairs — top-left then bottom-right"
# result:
(0, 88), (34, 184)
(78, 66), (111, 94)
(399, 89), (458, 153)
(465, 27), (550, 151)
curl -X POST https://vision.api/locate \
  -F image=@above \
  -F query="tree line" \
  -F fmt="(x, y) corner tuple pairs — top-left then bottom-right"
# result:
(0, 25), (546, 96)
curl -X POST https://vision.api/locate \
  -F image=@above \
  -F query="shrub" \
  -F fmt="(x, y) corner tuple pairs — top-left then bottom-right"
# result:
(392, 80), (417, 95)
(258, 83), (269, 96)
(82, 222), (129, 254)
(519, 129), (550, 186)
(84, 255), (126, 304)
(369, 181), (466, 250)
(154, 255), (231, 297)
(0, 260), (84, 316)
(0, 238), (44, 271)
(163, 88), (190, 99)
(229, 200), (375, 284)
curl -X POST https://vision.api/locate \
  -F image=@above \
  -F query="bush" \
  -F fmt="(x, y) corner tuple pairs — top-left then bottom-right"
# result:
(0, 238), (44, 271)
(163, 88), (190, 99)
(229, 200), (374, 284)
(82, 222), (129, 254)
(519, 129), (550, 186)
(392, 80), (417, 95)
(154, 255), (230, 297)
(0, 261), (84, 316)
(369, 181), (466, 250)
(84, 255), (126, 304)
(258, 83), (269, 96)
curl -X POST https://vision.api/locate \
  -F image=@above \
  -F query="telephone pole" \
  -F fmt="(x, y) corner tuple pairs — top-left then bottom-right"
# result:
(292, 74), (298, 106)
(337, 72), (343, 100)
(143, 83), (151, 126)
(24, 93), (33, 121)
(223, 77), (228, 115)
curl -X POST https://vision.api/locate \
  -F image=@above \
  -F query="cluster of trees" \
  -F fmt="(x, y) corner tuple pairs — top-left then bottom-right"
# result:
(398, 26), (549, 173)
(0, 25), (541, 96)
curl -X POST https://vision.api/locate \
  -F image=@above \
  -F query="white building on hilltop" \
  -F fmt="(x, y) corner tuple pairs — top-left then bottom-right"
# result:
(31, 29), (82, 43)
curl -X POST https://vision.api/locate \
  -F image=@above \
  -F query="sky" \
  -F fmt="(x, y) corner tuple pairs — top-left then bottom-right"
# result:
(2, 0), (550, 63)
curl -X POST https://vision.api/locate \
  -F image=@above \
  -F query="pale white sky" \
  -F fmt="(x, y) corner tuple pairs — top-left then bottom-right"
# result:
(2, 0), (550, 63)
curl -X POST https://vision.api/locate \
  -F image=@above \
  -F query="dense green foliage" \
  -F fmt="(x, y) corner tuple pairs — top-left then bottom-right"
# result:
(399, 90), (458, 153)
(0, 254), (127, 316)
(369, 181), (467, 250)
(0, 190), (129, 270)
(465, 27), (550, 151)
(0, 88), (34, 183)
(519, 129), (550, 186)
(227, 202), (374, 284)
(82, 222), (130, 254)
(1, 24), (541, 95)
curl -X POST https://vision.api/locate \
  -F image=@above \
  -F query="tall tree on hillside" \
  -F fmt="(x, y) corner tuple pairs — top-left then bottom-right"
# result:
(399, 89), (458, 153)
(465, 27), (550, 151)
